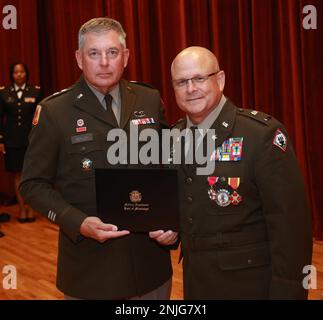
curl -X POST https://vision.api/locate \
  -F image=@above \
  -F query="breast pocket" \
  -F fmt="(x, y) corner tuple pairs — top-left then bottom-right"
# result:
(65, 140), (105, 179)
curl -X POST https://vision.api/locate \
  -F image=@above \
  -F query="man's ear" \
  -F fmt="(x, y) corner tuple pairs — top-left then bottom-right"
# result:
(123, 48), (130, 68)
(217, 71), (225, 92)
(75, 50), (83, 70)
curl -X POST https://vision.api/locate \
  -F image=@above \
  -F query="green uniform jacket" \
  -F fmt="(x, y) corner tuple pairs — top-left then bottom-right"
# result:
(175, 99), (313, 299)
(20, 77), (172, 299)
(0, 84), (42, 146)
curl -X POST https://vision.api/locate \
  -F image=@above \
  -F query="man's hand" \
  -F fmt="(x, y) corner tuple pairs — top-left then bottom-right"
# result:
(80, 216), (130, 243)
(0, 144), (5, 154)
(149, 230), (178, 246)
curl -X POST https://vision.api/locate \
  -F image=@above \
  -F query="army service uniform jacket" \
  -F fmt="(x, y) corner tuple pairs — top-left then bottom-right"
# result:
(175, 99), (312, 299)
(20, 77), (172, 299)
(0, 84), (42, 146)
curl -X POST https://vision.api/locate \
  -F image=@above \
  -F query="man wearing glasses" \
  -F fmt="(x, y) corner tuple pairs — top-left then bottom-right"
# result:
(20, 17), (177, 300)
(171, 46), (312, 299)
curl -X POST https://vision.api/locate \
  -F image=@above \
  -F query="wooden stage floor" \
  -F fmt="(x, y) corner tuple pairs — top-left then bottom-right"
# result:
(0, 204), (322, 300)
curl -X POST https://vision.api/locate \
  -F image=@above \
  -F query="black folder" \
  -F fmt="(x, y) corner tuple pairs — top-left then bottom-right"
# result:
(95, 168), (179, 232)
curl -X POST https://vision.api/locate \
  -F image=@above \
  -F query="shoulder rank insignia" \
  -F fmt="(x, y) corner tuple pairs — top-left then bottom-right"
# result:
(273, 129), (287, 152)
(238, 108), (271, 126)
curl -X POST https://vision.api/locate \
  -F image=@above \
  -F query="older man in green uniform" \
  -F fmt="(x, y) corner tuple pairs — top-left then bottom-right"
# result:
(171, 46), (312, 299)
(20, 17), (178, 300)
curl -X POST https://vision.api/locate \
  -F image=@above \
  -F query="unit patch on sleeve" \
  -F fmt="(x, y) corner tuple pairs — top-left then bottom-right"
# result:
(273, 129), (287, 152)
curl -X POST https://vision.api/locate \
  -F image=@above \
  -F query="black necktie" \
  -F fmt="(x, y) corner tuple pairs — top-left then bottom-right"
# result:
(104, 94), (113, 111)
(104, 94), (118, 126)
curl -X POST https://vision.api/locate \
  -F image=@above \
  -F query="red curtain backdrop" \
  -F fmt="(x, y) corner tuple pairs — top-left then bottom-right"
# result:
(0, 0), (322, 238)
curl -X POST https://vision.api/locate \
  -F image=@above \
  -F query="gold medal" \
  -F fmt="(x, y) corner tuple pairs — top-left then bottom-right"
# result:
(228, 177), (242, 205)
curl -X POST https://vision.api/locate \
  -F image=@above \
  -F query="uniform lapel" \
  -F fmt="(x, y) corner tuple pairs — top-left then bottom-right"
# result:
(21, 85), (29, 101)
(209, 99), (237, 149)
(119, 79), (136, 129)
(73, 77), (119, 127)
(178, 99), (237, 175)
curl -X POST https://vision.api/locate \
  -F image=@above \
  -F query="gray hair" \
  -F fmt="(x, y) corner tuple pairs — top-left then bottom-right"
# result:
(78, 17), (127, 49)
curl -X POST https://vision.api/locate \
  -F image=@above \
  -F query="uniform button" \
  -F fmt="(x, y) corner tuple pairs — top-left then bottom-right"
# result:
(187, 196), (193, 203)
(247, 259), (253, 265)
(186, 177), (193, 184)
(18, 122), (21, 126)
(81, 146), (86, 152)
(18, 102), (21, 106)
(18, 109), (22, 113)
(188, 217), (193, 224)
(18, 116), (22, 119)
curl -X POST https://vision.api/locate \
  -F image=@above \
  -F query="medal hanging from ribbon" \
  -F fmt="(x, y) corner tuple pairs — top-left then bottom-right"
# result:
(207, 176), (218, 201)
(228, 177), (242, 205)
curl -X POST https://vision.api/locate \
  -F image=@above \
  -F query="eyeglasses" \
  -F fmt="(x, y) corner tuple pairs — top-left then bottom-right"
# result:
(172, 71), (220, 88)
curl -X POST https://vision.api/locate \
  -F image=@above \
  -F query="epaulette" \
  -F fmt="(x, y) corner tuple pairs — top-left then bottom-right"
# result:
(129, 81), (156, 89)
(0, 86), (5, 90)
(40, 86), (72, 104)
(128, 80), (166, 106)
(237, 108), (272, 126)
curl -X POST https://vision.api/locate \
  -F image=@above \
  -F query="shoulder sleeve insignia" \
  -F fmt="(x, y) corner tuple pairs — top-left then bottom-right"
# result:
(32, 105), (42, 126)
(273, 128), (287, 152)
